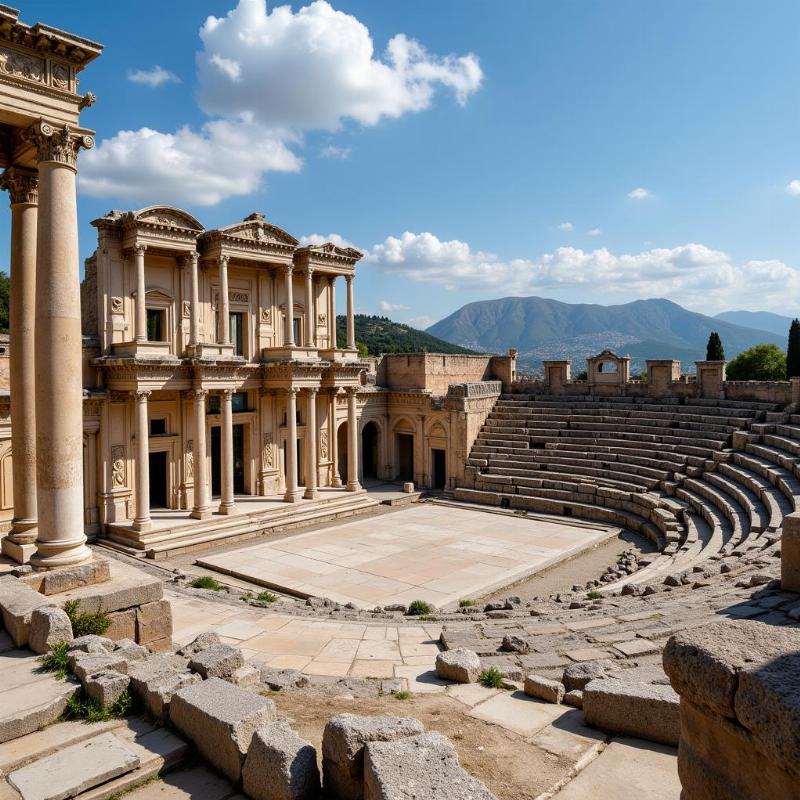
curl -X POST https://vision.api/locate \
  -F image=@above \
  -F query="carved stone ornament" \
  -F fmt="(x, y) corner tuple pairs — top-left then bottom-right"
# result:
(111, 445), (126, 488)
(317, 312), (327, 327)
(262, 432), (274, 470)
(260, 308), (272, 325)
(24, 121), (94, 167)
(110, 296), (123, 314)
(320, 429), (329, 460)
(182, 300), (191, 318)
(0, 167), (37, 205)
(51, 62), (70, 90)
(185, 439), (194, 480)
(229, 291), (248, 303)
(0, 46), (44, 83)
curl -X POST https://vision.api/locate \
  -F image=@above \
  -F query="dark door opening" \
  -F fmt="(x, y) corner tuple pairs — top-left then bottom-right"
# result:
(212, 424), (247, 497)
(432, 448), (446, 490)
(362, 422), (379, 479)
(282, 438), (303, 487)
(211, 426), (221, 497)
(149, 451), (168, 509)
(397, 433), (414, 481)
(337, 423), (348, 483)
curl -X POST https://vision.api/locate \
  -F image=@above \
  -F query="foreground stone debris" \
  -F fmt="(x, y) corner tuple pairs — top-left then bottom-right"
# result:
(242, 720), (320, 800)
(435, 648), (481, 684)
(28, 606), (72, 655)
(170, 676), (276, 781)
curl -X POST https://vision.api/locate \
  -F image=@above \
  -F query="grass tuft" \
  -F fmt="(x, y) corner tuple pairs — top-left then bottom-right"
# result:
(38, 641), (70, 680)
(190, 575), (224, 591)
(458, 599), (477, 608)
(586, 589), (603, 600)
(256, 591), (277, 603)
(478, 667), (504, 689)
(64, 600), (111, 638)
(63, 690), (134, 722)
(406, 600), (431, 616)
(393, 690), (412, 700)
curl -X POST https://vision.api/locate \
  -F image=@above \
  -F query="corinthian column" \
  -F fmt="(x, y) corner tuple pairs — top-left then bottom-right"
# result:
(134, 243), (147, 343)
(328, 275), (337, 349)
(187, 251), (200, 352)
(190, 389), (211, 519)
(218, 255), (230, 346)
(304, 388), (318, 499)
(304, 268), (315, 348)
(132, 390), (151, 532)
(346, 386), (360, 492)
(284, 264), (295, 347)
(219, 388), (237, 514)
(1, 167), (38, 563)
(345, 274), (355, 350)
(284, 387), (300, 502)
(27, 121), (93, 569)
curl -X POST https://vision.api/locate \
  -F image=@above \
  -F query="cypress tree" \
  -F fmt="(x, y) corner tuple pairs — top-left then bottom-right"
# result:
(787, 319), (800, 378)
(706, 331), (725, 361)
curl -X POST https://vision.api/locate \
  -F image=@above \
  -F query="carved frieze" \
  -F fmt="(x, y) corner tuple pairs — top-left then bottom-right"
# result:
(0, 46), (44, 83)
(229, 291), (248, 303)
(182, 300), (190, 318)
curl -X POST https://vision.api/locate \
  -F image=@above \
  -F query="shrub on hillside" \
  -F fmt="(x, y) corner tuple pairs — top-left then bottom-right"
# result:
(726, 343), (786, 381)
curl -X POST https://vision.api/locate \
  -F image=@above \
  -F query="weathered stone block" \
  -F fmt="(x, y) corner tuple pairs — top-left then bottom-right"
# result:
(136, 599), (173, 645)
(83, 670), (131, 709)
(60, 571), (162, 615)
(562, 659), (613, 691)
(177, 630), (221, 657)
(0, 575), (49, 647)
(169, 676), (276, 781)
(435, 649), (480, 684)
(105, 609), (136, 642)
(127, 653), (196, 720)
(242, 720), (320, 800)
(113, 639), (149, 661)
(29, 559), (111, 596)
(230, 664), (260, 688)
(68, 652), (130, 682)
(583, 678), (680, 746)
(363, 732), (497, 800)
(524, 674), (565, 704)
(145, 636), (173, 654)
(28, 606), (73, 655)
(782, 511), (800, 592)
(323, 714), (425, 799)
(67, 635), (114, 654)
(188, 644), (244, 679)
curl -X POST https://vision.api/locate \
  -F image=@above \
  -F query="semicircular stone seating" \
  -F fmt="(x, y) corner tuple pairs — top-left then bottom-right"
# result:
(454, 394), (800, 585)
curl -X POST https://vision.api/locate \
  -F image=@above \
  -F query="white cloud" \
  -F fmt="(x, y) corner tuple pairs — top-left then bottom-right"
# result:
(588, 228), (602, 236)
(628, 187), (650, 200)
(319, 144), (351, 160)
(379, 300), (409, 312)
(299, 232), (359, 249)
(786, 179), (800, 196)
(557, 222), (573, 232)
(365, 231), (800, 312)
(198, 0), (482, 129)
(79, 120), (301, 206)
(127, 65), (180, 87)
(81, 0), (482, 205)
(408, 315), (434, 329)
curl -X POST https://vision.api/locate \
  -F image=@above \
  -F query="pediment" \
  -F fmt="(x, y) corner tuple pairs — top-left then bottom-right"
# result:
(132, 206), (204, 232)
(307, 242), (363, 260)
(217, 214), (298, 246)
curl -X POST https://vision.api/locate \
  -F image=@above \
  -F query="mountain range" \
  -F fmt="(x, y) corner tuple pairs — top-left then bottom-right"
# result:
(714, 309), (794, 337)
(425, 297), (787, 373)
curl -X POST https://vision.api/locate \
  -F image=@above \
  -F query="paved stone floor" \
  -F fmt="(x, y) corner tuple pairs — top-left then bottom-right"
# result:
(195, 504), (614, 609)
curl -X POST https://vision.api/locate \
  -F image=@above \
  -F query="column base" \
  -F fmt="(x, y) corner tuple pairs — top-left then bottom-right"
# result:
(1, 537), (36, 564)
(283, 489), (303, 503)
(190, 508), (212, 520)
(218, 502), (237, 515)
(132, 519), (152, 532)
(29, 538), (92, 571)
(332, 476), (343, 488)
(303, 488), (318, 500)
(346, 481), (362, 492)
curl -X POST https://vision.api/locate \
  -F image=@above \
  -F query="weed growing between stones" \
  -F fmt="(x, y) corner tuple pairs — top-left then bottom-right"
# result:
(459, 599), (477, 607)
(38, 641), (70, 680)
(407, 600), (432, 616)
(63, 689), (134, 722)
(394, 690), (413, 700)
(586, 589), (603, 600)
(189, 575), (224, 591)
(256, 591), (277, 603)
(479, 667), (504, 689)
(63, 600), (111, 637)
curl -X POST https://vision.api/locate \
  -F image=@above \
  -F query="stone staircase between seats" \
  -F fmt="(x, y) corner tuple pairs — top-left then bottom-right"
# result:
(455, 393), (800, 582)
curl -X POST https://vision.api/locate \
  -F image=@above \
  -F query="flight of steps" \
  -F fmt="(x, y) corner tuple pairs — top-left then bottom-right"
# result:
(102, 491), (378, 559)
(455, 393), (798, 583)
(0, 635), (188, 800)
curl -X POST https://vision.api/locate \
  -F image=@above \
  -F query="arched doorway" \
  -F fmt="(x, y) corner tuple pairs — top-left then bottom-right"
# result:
(362, 421), (379, 480)
(337, 421), (348, 484)
(393, 418), (415, 482)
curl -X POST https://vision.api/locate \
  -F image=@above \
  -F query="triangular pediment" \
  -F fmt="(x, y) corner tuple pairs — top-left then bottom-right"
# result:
(218, 214), (298, 246)
(133, 206), (204, 231)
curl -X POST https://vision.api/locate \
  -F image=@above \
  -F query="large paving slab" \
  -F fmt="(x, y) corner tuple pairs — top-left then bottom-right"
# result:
(197, 504), (613, 608)
(7, 733), (140, 800)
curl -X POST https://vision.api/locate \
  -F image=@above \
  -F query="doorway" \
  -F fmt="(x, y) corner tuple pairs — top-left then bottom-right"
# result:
(362, 421), (379, 479)
(211, 424), (246, 497)
(432, 448), (446, 490)
(337, 422), (348, 483)
(397, 433), (414, 481)
(148, 451), (168, 509)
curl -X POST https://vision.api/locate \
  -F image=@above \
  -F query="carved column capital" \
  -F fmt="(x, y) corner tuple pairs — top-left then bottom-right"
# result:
(345, 274), (354, 286)
(328, 274), (336, 286)
(184, 251), (199, 268)
(284, 263), (293, 275)
(286, 386), (300, 397)
(24, 121), (94, 169)
(345, 385), (359, 397)
(221, 387), (234, 399)
(305, 386), (318, 397)
(131, 389), (152, 401)
(0, 166), (38, 205)
(219, 254), (230, 268)
(191, 388), (208, 400)
(134, 242), (147, 256)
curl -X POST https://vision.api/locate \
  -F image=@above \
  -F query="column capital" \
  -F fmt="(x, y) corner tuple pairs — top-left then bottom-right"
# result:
(286, 386), (300, 397)
(305, 386), (318, 396)
(131, 389), (152, 401)
(184, 251), (199, 267)
(219, 254), (230, 267)
(191, 388), (208, 400)
(345, 385), (359, 397)
(328, 274), (336, 286)
(220, 387), (234, 399)
(306, 265), (315, 277)
(345, 274), (354, 285)
(23, 121), (94, 169)
(134, 242), (147, 256)
(284, 263), (294, 275)
(0, 166), (38, 205)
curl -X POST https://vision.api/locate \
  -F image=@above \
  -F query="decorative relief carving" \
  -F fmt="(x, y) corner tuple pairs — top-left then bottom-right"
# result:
(0, 47), (44, 83)
(185, 440), (194, 480)
(111, 445), (126, 487)
(51, 62), (70, 90)
(317, 313), (327, 326)
(262, 432), (274, 470)
(24, 121), (94, 167)
(320, 430), (329, 460)
(0, 167), (37, 205)
(182, 300), (191, 318)
(260, 308), (272, 325)
(229, 291), (248, 303)
(110, 296), (123, 314)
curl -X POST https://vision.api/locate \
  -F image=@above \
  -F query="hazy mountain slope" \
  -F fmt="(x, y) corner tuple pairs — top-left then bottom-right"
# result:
(715, 309), (794, 338)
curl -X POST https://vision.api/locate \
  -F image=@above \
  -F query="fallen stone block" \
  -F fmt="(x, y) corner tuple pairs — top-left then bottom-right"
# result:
(564, 690), (583, 709)
(67, 635), (114, 654)
(230, 664), (260, 688)
(435, 649), (480, 684)
(136, 599), (173, 645)
(189, 643), (244, 679)
(500, 634), (530, 654)
(68, 652), (130, 682)
(260, 667), (310, 691)
(242, 720), (320, 800)
(170, 676), (276, 781)
(524, 674), (565, 704)
(583, 678), (680, 746)
(0, 575), (49, 647)
(83, 670), (131, 709)
(28, 606), (73, 655)
(562, 659), (614, 691)
(322, 714), (425, 800)
(127, 654), (197, 720)
(177, 630), (221, 657)
(106, 609), (136, 642)
(27, 559), (111, 596)
(59, 570), (162, 615)
(7, 731), (140, 800)
(113, 639), (149, 661)
(363, 732), (497, 800)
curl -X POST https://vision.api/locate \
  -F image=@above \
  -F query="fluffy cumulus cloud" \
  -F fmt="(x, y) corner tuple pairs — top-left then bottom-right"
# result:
(588, 228), (602, 236)
(299, 232), (359, 249)
(557, 221), (573, 232)
(379, 300), (409, 312)
(319, 144), (351, 160)
(628, 187), (650, 200)
(128, 66), (181, 87)
(80, 0), (482, 205)
(364, 231), (800, 312)
(785, 179), (800, 196)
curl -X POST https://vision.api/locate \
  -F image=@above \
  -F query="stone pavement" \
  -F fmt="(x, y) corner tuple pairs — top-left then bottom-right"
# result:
(196, 504), (614, 609)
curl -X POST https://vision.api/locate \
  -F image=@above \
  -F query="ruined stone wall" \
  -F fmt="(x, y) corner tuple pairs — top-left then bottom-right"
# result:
(379, 353), (515, 394)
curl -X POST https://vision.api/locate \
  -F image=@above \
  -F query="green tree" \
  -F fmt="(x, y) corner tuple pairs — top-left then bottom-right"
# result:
(706, 331), (725, 361)
(787, 319), (800, 379)
(726, 343), (786, 381)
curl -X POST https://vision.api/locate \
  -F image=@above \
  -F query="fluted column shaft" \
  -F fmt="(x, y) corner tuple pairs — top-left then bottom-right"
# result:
(346, 387), (360, 491)
(219, 388), (237, 514)
(29, 122), (93, 569)
(190, 389), (211, 519)
(134, 243), (147, 342)
(304, 389), (318, 499)
(132, 390), (151, 531)
(330, 390), (342, 487)
(328, 276), (337, 349)
(188, 252), (200, 350)
(218, 255), (230, 345)
(285, 265), (295, 347)
(305, 268), (315, 347)
(2, 168), (38, 562)
(284, 388), (300, 502)
(345, 275), (355, 350)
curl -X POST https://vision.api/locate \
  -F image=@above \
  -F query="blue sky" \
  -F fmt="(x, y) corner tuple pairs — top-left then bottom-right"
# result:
(16, 0), (800, 327)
